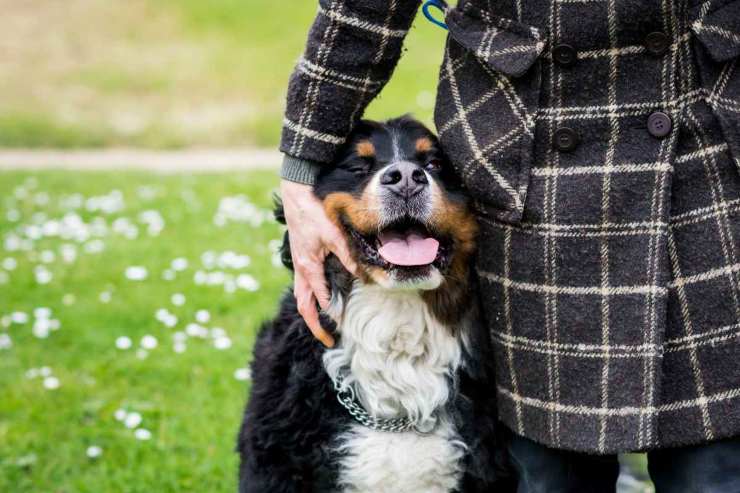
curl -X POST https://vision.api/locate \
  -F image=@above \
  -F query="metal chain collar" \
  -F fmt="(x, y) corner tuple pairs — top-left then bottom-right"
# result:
(332, 371), (420, 433)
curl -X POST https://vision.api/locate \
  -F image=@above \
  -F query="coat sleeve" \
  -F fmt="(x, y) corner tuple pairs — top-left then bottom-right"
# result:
(280, 0), (422, 164)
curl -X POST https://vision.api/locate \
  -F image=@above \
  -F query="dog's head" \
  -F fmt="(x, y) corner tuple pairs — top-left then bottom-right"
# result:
(314, 116), (477, 293)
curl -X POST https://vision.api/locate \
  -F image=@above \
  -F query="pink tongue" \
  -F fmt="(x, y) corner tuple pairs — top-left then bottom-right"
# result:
(377, 232), (440, 266)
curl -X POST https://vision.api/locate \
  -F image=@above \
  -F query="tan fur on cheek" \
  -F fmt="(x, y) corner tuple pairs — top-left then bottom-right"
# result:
(430, 192), (478, 261)
(422, 196), (478, 325)
(322, 191), (382, 234)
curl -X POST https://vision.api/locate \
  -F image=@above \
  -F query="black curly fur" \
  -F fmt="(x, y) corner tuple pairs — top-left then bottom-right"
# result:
(236, 280), (515, 492)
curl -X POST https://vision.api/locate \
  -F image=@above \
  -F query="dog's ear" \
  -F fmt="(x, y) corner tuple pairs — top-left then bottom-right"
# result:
(271, 194), (295, 271)
(272, 193), (285, 225)
(280, 231), (293, 272)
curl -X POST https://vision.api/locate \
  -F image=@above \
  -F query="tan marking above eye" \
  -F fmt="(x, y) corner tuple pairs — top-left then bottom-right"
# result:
(355, 140), (376, 158)
(415, 137), (433, 153)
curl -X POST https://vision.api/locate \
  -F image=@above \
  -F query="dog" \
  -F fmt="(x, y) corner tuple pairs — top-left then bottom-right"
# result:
(237, 116), (514, 493)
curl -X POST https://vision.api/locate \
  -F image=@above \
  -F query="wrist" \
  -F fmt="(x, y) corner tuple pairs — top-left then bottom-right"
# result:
(280, 155), (321, 185)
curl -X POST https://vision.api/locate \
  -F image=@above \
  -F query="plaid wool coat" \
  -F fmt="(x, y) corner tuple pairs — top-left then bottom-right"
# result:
(279, 0), (740, 453)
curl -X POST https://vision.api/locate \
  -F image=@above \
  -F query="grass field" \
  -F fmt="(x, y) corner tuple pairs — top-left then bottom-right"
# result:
(0, 169), (655, 492)
(1, 0), (445, 149)
(0, 170), (287, 492)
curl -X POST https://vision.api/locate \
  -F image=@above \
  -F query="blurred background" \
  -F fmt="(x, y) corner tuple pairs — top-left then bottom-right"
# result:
(2, 0), (441, 149)
(0, 1), (652, 491)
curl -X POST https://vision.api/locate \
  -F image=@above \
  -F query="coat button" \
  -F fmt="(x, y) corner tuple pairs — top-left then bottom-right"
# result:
(553, 127), (579, 152)
(645, 32), (670, 55)
(553, 44), (577, 67)
(647, 112), (672, 138)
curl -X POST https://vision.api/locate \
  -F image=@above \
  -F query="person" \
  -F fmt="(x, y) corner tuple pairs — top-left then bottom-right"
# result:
(278, 0), (740, 491)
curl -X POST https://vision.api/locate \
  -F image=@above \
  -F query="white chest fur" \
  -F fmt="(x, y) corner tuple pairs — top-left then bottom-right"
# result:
(323, 284), (466, 493)
(336, 422), (466, 493)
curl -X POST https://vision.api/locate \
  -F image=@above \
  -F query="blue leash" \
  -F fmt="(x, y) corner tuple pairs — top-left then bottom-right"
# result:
(422, 0), (448, 30)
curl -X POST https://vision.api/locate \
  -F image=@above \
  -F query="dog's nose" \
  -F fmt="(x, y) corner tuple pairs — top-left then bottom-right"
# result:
(380, 162), (428, 199)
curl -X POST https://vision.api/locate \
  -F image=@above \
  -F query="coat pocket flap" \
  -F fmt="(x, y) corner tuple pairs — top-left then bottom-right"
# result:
(446, 6), (547, 78)
(691, 0), (740, 62)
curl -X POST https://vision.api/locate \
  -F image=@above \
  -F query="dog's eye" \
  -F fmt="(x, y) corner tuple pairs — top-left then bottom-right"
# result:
(425, 159), (443, 172)
(347, 163), (370, 174)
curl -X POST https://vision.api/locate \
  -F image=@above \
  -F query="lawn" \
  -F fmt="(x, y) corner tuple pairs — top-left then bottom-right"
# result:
(1, 0), (445, 149)
(0, 170), (287, 492)
(0, 169), (656, 492)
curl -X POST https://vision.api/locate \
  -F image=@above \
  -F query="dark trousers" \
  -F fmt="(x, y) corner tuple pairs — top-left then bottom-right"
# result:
(509, 433), (740, 493)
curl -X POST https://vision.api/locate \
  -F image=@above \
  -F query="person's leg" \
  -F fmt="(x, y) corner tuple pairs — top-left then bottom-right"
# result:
(648, 437), (740, 493)
(508, 433), (620, 493)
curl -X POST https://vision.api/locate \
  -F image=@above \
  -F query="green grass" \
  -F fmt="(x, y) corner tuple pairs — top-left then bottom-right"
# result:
(0, 171), (656, 492)
(3, 0), (446, 148)
(0, 170), (287, 492)
(0, 114), (110, 149)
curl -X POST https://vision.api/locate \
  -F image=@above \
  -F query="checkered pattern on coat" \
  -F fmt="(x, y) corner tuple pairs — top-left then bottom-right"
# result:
(280, 0), (740, 453)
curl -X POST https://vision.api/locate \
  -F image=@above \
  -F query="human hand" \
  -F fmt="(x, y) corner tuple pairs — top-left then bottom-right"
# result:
(280, 180), (358, 347)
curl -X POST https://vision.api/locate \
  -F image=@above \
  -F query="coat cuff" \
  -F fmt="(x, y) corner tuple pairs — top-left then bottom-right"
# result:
(280, 155), (322, 185)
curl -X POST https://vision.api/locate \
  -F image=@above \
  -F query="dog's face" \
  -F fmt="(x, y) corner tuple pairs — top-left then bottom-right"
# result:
(315, 117), (477, 291)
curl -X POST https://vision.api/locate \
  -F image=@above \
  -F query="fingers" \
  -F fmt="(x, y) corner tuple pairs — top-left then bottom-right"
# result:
(294, 270), (335, 348)
(293, 253), (331, 310)
(326, 224), (359, 276)
(307, 270), (332, 311)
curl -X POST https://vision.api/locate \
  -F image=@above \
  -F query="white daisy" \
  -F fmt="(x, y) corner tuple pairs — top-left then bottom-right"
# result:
(0, 333), (12, 349)
(115, 336), (132, 350)
(171, 257), (188, 271)
(134, 428), (152, 441)
(34, 307), (51, 319)
(155, 308), (170, 322)
(32, 319), (51, 339)
(210, 327), (226, 339)
(10, 312), (29, 324)
(234, 368), (251, 381)
(43, 376), (60, 390)
(124, 412), (142, 429)
(140, 335), (158, 350)
(163, 314), (178, 328)
(34, 266), (53, 284)
(193, 270), (207, 285)
(86, 445), (103, 459)
(213, 336), (232, 350)
(2, 257), (17, 271)
(195, 310), (210, 324)
(125, 266), (148, 281)
(60, 244), (77, 264)
(40, 250), (56, 264)
(236, 274), (259, 292)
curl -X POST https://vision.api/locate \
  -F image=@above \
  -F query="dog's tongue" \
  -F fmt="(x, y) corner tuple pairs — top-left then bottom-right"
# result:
(377, 231), (439, 266)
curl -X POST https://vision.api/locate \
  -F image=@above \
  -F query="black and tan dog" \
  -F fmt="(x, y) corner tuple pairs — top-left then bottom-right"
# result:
(237, 117), (513, 493)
